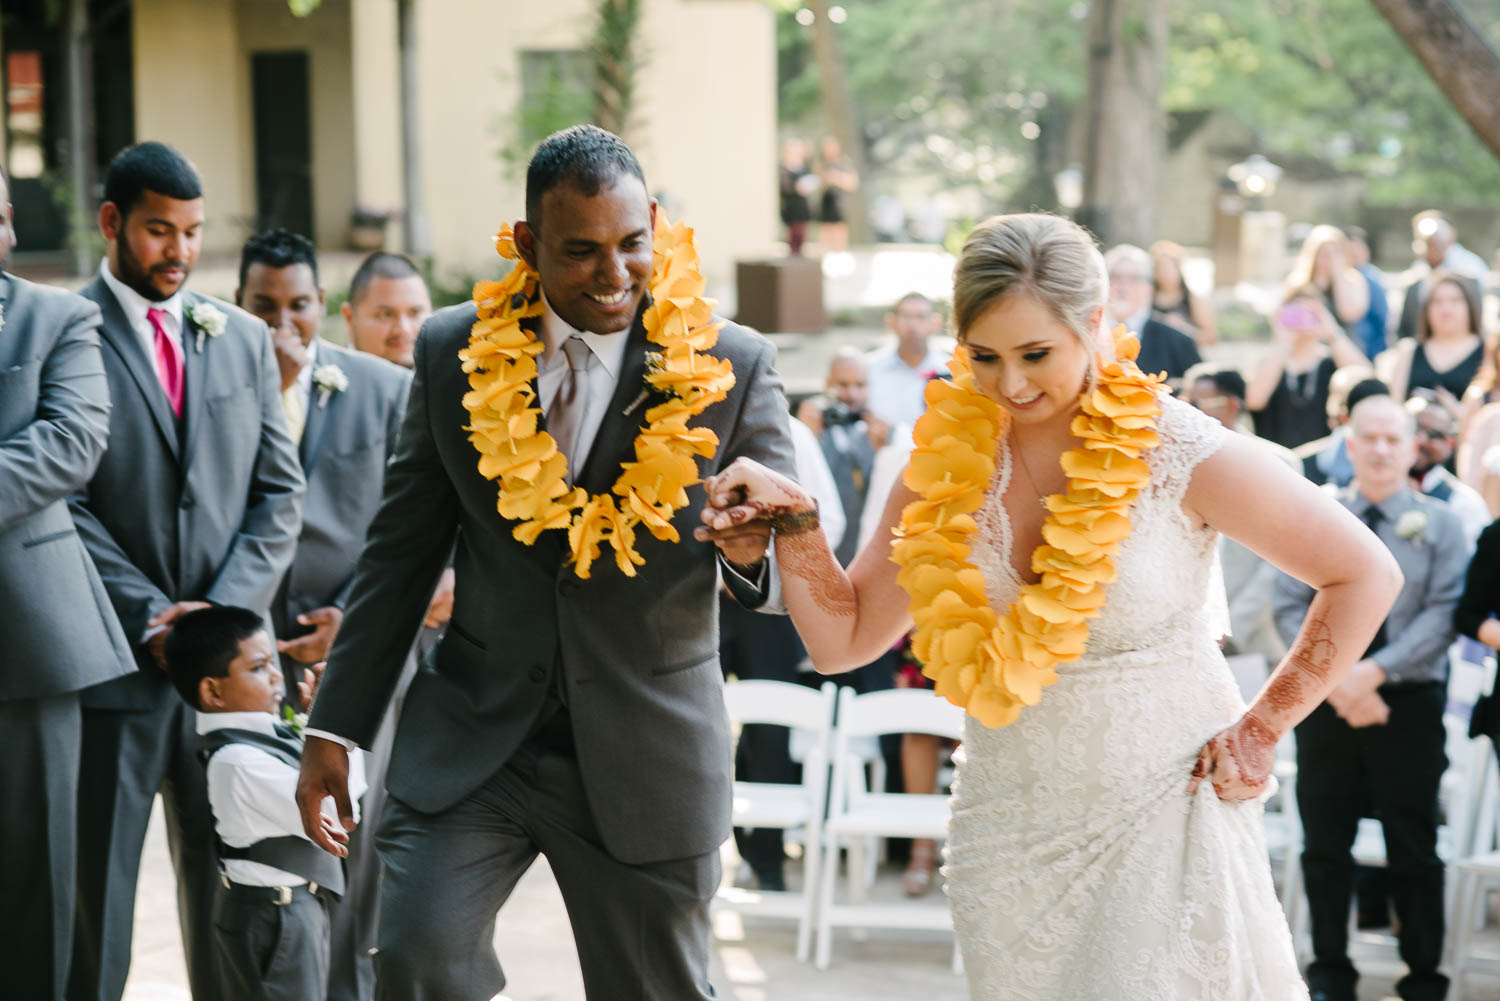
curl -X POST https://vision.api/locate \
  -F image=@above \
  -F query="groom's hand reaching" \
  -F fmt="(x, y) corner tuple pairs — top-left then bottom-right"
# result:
(297, 736), (356, 857)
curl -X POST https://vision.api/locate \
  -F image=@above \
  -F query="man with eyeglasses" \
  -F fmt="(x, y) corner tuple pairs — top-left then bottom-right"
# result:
(1103, 244), (1200, 387)
(1407, 391), (1489, 544)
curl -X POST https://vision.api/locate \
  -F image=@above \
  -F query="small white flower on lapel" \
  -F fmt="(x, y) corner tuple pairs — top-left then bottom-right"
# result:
(624, 350), (666, 417)
(313, 363), (349, 408)
(1396, 509), (1429, 542)
(187, 302), (228, 352)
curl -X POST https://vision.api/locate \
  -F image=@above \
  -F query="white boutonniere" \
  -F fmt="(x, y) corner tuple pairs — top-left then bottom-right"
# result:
(280, 703), (308, 736)
(1395, 509), (1429, 543)
(187, 302), (228, 352)
(624, 351), (670, 417)
(313, 364), (348, 408)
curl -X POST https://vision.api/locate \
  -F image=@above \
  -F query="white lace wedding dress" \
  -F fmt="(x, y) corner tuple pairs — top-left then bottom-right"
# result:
(944, 395), (1307, 1000)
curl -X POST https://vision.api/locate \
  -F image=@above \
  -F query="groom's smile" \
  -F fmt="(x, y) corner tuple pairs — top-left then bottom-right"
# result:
(514, 173), (657, 336)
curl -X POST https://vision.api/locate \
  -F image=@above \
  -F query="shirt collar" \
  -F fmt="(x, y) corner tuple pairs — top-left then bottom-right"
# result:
(539, 292), (629, 381)
(1352, 486), (1414, 521)
(99, 258), (185, 334)
(196, 710), (282, 736)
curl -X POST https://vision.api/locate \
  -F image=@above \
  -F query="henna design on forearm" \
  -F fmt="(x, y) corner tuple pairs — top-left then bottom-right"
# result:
(1260, 612), (1338, 717)
(777, 529), (857, 617)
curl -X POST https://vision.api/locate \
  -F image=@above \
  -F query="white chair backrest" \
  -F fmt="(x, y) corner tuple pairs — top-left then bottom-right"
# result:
(724, 679), (836, 732)
(833, 687), (967, 743)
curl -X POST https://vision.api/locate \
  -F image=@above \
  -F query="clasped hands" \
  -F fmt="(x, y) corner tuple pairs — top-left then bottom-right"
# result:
(1325, 657), (1389, 729)
(693, 457), (814, 566)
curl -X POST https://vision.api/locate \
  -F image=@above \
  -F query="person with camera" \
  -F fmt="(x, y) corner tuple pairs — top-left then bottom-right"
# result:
(796, 348), (892, 565)
(1248, 285), (1369, 449)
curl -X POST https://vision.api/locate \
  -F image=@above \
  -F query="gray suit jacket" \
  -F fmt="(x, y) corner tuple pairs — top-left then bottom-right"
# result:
(272, 339), (410, 639)
(309, 303), (795, 864)
(69, 275), (306, 710)
(0, 273), (133, 699)
(1274, 486), (1468, 685)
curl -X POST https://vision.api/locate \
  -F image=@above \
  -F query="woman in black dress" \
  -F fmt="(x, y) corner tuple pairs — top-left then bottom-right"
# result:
(1385, 272), (1484, 418)
(1247, 285), (1369, 449)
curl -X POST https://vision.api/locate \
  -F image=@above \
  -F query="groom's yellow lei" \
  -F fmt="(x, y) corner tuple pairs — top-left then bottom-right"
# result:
(458, 215), (735, 579)
(892, 326), (1164, 728)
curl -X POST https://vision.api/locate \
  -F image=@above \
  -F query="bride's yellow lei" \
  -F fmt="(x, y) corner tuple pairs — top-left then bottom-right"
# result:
(458, 214), (735, 579)
(891, 325), (1164, 728)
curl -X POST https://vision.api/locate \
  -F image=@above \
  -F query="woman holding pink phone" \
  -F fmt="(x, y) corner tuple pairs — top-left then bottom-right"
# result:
(1246, 286), (1370, 448)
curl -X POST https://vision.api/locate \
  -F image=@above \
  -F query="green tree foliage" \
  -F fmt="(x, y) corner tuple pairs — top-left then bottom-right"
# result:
(776, 0), (1500, 206)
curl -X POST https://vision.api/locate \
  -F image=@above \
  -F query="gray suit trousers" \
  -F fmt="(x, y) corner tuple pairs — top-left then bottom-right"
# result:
(372, 728), (719, 1001)
(326, 630), (428, 1001)
(70, 695), (221, 1001)
(0, 694), (81, 1001)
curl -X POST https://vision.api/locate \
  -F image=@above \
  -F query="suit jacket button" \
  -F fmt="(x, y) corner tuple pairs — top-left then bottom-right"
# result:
(528, 666), (545, 683)
(180, 493), (195, 509)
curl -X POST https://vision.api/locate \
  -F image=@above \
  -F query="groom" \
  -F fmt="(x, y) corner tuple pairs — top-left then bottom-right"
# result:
(297, 125), (795, 999)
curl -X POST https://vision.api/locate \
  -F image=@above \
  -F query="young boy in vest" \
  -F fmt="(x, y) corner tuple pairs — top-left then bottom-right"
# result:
(165, 606), (366, 1001)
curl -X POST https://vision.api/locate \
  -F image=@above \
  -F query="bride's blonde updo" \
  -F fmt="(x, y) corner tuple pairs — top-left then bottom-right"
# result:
(952, 213), (1108, 355)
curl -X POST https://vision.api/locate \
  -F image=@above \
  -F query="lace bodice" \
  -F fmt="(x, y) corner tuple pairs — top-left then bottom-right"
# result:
(945, 394), (1307, 1000)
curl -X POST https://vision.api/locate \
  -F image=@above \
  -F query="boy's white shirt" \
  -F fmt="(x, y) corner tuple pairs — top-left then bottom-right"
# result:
(198, 710), (367, 887)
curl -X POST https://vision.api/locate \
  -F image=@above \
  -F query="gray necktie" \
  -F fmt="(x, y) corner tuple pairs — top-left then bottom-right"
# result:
(549, 335), (594, 477)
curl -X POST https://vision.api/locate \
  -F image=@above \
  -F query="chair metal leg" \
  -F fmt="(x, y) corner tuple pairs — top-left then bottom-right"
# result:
(815, 829), (841, 970)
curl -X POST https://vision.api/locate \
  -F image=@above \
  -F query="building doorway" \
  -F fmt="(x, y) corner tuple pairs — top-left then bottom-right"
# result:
(251, 50), (313, 240)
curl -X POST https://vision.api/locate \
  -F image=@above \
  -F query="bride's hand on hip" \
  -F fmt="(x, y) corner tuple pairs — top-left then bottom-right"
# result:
(1186, 711), (1279, 802)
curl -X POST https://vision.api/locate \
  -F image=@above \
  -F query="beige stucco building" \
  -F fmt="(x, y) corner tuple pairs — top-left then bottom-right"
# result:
(1, 0), (777, 286)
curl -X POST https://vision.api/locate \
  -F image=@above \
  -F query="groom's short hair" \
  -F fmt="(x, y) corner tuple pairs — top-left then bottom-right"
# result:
(525, 125), (645, 230)
(103, 141), (203, 221)
(239, 228), (320, 290)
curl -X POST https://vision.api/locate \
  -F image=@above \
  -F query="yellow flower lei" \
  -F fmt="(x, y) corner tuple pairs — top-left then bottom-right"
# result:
(458, 214), (735, 578)
(891, 325), (1164, 728)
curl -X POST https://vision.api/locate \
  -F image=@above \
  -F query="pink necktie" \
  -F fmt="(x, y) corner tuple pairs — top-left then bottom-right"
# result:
(147, 307), (184, 417)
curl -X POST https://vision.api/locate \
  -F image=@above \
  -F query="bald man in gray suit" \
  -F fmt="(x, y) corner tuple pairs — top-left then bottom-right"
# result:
(0, 167), (134, 1001)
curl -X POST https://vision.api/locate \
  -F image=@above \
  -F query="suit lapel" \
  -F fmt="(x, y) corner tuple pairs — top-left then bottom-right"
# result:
(83, 275), (182, 462)
(299, 341), (337, 473)
(181, 293), (210, 459)
(576, 314), (651, 495)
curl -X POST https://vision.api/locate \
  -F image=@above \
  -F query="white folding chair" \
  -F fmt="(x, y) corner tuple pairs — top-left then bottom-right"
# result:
(1445, 737), (1500, 1001)
(716, 679), (837, 961)
(815, 686), (966, 972)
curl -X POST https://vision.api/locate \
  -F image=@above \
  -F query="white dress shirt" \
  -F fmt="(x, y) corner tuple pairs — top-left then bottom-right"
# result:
(98, 258), (185, 359)
(865, 341), (952, 430)
(199, 710), (366, 887)
(291, 338), (317, 412)
(537, 293), (631, 471)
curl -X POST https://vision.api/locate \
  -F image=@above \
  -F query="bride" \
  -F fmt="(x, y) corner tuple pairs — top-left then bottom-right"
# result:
(697, 213), (1400, 999)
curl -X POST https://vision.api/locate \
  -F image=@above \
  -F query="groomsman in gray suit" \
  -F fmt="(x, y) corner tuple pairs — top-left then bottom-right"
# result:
(297, 125), (796, 1000)
(234, 228), (412, 1001)
(0, 164), (134, 1001)
(66, 143), (305, 1001)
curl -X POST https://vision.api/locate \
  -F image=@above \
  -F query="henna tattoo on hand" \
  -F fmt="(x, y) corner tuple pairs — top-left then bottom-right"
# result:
(1262, 670), (1310, 715)
(1286, 614), (1337, 682)
(1257, 610), (1339, 724)
(777, 529), (857, 617)
(1222, 711), (1277, 791)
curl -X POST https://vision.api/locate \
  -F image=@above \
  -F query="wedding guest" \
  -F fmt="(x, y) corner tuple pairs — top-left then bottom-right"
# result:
(234, 228), (411, 1001)
(796, 349), (890, 565)
(1405, 392), (1490, 544)
(1383, 272), (1484, 416)
(779, 138), (816, 256)
(1343, 227), (1390, 360)
(67, 142), (305, 1001)
(340, 251), (431, 369)
(1184, 364), (1298, 669)
(0, 163), (134, 1001)
(1455, 517), (1500, 652)
(1248, 286), (1367, 450)
(865, 292), (949, 430)
(1394, 212), (1485, 342)
(1150, 240), (1217, 345)
(1285, 225), (1370, 339)
(816, 136), (858, 252)
(1104, 243), (1200, 385)
(1294, 371), (1387, 488)
(1275, 394), (1466, 1001)
(164, 606), (365, 1001)
(1459, 334), (1500, 437)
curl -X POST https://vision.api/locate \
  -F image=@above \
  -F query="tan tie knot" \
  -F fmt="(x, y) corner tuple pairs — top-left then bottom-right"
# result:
(562, 335), (592, 373)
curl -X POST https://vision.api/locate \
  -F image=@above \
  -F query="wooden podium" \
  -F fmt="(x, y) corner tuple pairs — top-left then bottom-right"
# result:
(734, 257), (827, 334)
